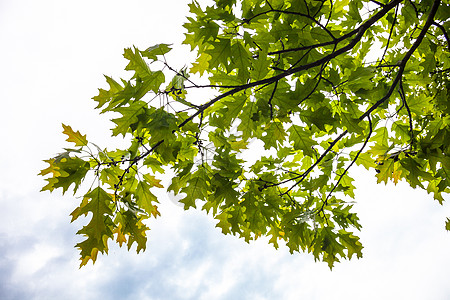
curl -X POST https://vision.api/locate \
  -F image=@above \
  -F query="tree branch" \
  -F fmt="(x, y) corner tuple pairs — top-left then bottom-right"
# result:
(398, 80), (415, 145)
(115, 0), (414, 202)
(180, 0), (403, 128)
(378, 3), (399, 65)
(432, 21), (450, 51)
(321, 115), (373, 212)
(276, 0), (440, 195)
(359, 0), (441, 120)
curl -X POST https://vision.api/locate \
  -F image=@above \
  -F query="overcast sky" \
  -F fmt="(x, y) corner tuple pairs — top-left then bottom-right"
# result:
(0, 1), (449, 299)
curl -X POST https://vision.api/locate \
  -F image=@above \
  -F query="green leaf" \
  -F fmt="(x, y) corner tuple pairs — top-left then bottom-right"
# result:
(190, 52), (211, 75)
(62, 124), (88, 147)
(142, 43), (172, 60)
(338, 230), (363, 259)
(288, 125), (318, 157)
(209, 94), (247, 128)
(354, 152), (376, 170)
(116, 210), (148, 253)
(231, 42), (251, 80)
(143, 156), (165, 173)
(123, 47), (165, 95)
(260, 121), (287, 150)
(251, 50), (271, 80)
(215, 211), (232, 234)
(313, 227), (345, 269)
(93, 76), (124, 109)
(340, 113), (365, 134)
(205, 38), (232, 71)
(300, 107), (337, 132)
(136, 179), (160, 218)
(111, 101), (148, 136)
(375, 158), (396, 184)
(180, 168), (210, 209)
(145, 108), (178, 143)
(400, 158), (435, 189)
(76, 187), (114, 266)
(41, 155), (90, 194)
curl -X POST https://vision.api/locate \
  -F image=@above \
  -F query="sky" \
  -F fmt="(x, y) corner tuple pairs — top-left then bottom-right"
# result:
(0, 0), (449, 299)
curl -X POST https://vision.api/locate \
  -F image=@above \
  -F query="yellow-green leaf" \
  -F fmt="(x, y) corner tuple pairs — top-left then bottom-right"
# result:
(62, 123), (88, 147)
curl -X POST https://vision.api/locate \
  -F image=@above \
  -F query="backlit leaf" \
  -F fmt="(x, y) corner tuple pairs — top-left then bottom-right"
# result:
(62, 124), (88, 147)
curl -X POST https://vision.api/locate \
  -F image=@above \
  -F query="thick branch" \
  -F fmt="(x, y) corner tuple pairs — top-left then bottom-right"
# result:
(275, 0), (440, 194)
(266, 29), (358, 57)
(118, 0), (432, 201)
(180, 0), (403, 128)
(359, 0), (441, 120)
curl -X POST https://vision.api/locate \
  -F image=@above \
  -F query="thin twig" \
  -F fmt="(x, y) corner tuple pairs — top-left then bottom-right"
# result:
(321, 115), (373, 211)
(432, 21), (450, 51)
(378, 4), (399, 65)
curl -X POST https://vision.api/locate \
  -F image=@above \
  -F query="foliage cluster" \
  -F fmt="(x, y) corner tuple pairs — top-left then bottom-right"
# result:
(41, 0), (449, 268)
